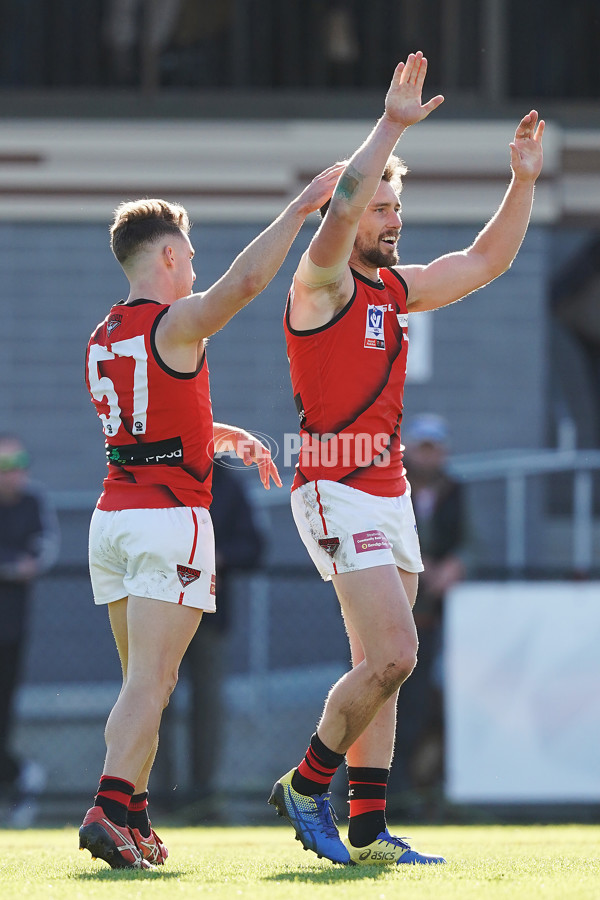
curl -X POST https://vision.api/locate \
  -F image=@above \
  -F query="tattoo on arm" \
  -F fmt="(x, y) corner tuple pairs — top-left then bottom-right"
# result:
(335, 166), (362, 203)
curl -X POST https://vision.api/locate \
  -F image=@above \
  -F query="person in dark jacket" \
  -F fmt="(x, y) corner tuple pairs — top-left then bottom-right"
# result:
(0, 434), (59, 817)
(389, 415), (467, 804)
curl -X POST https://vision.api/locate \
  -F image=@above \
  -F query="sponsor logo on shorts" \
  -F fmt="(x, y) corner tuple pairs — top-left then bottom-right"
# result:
(353, 530), (392, 553)
(106, 314), (122, 336)
(177, 564), (202, 587)
(318, 536), (340, 557)
(210, 574), (216, 595)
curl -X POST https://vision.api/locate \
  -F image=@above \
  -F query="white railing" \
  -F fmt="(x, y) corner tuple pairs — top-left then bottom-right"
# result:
(447, 448), (600, 573)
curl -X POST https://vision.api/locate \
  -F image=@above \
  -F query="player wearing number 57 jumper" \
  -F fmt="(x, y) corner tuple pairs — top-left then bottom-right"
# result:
(80, 165), (342, 870)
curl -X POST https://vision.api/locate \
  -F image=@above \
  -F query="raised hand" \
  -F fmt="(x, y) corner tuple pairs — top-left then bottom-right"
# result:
(295, 163), (346, 217)
(384, 51), (444, 128)
(510, 110), (545, 182)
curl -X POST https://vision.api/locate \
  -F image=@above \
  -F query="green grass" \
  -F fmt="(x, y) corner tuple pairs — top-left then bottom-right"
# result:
(1, 823), (599, 900)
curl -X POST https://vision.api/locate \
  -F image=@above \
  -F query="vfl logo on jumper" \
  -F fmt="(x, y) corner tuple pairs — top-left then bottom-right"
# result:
(353, 530), (392, 553)
(318, 536), (340, 558)
(364, 305), (386, 350)
(177, 564), (202, 587)
(106, 314), (122, 336)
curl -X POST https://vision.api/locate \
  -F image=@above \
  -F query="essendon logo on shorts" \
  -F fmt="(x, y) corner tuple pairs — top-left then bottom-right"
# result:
(106, 314), (122, 336)
(177, 564), (202, 587)
(318, 537), (340, 557)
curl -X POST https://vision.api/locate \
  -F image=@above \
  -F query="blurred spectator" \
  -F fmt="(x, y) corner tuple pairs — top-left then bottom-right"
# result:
(162, 0), (234, 87)
(389, 414), (467, 808)
(0, 434), (59, 825)
(550, 233), (600, 449)
(103, 0), (183, 86)
(159, 461), (264, 818)
(0, 0), (44, 87)
(326, 4), (360, 86)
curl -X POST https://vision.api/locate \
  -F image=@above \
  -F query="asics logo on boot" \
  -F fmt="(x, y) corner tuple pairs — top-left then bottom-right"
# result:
(359, 849), (397, 861)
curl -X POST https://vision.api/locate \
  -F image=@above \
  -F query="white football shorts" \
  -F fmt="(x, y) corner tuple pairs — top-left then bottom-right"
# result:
(88, 505), (217, 611)
(291, 478), (423, 581)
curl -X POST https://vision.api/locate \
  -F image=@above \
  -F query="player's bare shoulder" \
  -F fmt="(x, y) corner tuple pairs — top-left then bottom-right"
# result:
(289, 268), (354, 331)
(153, 295), (206, 371)
(392, 263), (424, 308)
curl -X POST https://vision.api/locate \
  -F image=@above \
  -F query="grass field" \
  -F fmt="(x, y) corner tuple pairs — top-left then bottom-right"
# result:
(1, 823), (599, 900)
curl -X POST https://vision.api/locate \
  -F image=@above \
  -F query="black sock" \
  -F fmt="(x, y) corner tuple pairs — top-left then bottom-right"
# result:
(94, 775), (135, 827)
(291, 732), (345, 796)
(347, 766), (389, 847)
(127, 791), (151, 837)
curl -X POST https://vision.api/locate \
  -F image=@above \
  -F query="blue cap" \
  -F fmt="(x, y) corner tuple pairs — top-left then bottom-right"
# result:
(404, 414), (449, 445)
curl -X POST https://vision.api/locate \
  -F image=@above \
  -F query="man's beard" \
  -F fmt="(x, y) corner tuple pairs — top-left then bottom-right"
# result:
(355, 234), (399, 269)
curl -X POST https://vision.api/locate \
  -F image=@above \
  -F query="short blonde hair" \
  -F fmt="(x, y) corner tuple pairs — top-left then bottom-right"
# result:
(110, 198), (190, 266)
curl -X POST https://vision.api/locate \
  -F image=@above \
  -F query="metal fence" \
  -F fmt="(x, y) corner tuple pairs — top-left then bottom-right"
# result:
(448, 447), (600, 576)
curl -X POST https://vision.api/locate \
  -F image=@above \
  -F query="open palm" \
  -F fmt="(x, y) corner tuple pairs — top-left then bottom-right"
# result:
(384, 51), (444, 127)
(510, 110), (545, 182)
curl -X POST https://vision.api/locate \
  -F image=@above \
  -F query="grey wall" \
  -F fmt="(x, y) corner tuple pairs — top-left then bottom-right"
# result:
(402, 224), (549, 454)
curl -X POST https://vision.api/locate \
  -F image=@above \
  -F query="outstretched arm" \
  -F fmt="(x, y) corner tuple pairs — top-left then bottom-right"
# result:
(309, 51), (443, 272)
(289, 51), (443, 330)
(158, 164), (344, 345)
(310, 50), (444, 266)
(404, 110), (545, 311)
